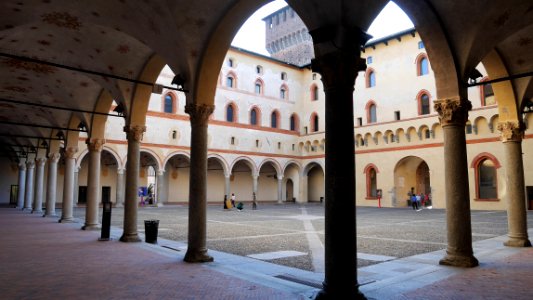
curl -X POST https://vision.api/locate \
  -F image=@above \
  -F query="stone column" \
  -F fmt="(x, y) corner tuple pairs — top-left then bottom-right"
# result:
(32, 158), (46, 214)
(224, 173), (231, 199)
(60, 147), (78, 223)
(184, 103), (215, 263)
(115, 168), (125, 207)
(434, 97), (478, 267)
(120, 125), (145, 242)
(23, 160), (35, 211)
(156, 169), (165, 207)
(277, 175), (283, 203)
(73, 167), (80, 206)
(498, 122), (531, 247)
(310, 27), (368, 299)
(299, 174), (308, 203)
(16, 162), (26, 209)
(44, 153), (61, 217)
(252, 173), (259, 209)
(83, 139), (105, 230)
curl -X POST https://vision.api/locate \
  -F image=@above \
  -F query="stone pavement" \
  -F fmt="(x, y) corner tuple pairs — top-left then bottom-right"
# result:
(1, 207), (533, 299)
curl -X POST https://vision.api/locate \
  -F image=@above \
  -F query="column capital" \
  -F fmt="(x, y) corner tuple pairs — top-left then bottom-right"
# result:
(117, 168), (125, 175)
(311, 51), (366, 91)
(185, 103), (215, 125)
(63, 146), (78, 159)
(86, 138), (105, 152)
(123, 125), (146, 142)
(433, 97), (472, 127)
(36, 157), (47, 167)
(48, 152), (61, 163)
(277, 174), (284, 180)
(26, 160), (35, 169)
(18, 162), (27, 170)
(497, 121), (523, 143)
(156, 169), (165, 176)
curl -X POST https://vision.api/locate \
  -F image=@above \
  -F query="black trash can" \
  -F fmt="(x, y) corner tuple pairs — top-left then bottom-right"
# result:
(144, 219), (159, 244)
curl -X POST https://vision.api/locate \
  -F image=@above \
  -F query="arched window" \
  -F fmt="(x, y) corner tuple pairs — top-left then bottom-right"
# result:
(311, 84), (319, 101)
(228, 58), (234, 67)
(271, 111), (279, 128)
(280, 86), (287, 99)
(364, 164), (379, 198)
(163, 94), (174, 113)
(419, 57), (429, 76)
(366, 101), (377, 123)
(255, 80), (263, 95)
(480, 78), (495, 106)
(281, 72), (287, 80)
(250, 108), (259, 126)
(256, 65), (263, 74)
(420, 93), (430, 115)
(226, 104), (236, 122)
(311, 113), (319, 132)
(290, 114), (299, 131)
(472, 153), (500, 200)
(226, 76), (234, 88)
(366, 69), (376, 88)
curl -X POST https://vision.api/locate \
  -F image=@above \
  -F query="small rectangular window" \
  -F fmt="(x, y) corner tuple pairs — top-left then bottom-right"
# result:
(256, 139), (259, 147)
(231, 137), (235, 145)
(367, 56), (373, 64)
(394, 111), (400, 121)
(418, 41), (425, 49)
(357, 118), (363, 126)
(304, 126), (308, 134)
(278, 142), (281, 149)
(312, 73), (317, 80)
(292, 144), (295, 151)
(466, 124), (473, 134)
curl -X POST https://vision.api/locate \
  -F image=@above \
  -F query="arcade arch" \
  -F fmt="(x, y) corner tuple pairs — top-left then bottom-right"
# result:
(394, 156), (431, 207)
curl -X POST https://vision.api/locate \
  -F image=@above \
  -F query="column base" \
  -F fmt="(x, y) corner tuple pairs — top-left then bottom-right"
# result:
(439, 253), (479, 268)
(82, 224), (101, 231)
(59, 218), (76, 223)
(114, 203), (123, 208)
(23, 207), (32, 212)
(184, 248), (214, 263)
(31, 209), (43, 214)
(504, 237), (532, 247)
(43, 213), (57, 218)
(156, 202), (164, 207)
(314, 285), (366, 300)
(120, 234), (142, 243)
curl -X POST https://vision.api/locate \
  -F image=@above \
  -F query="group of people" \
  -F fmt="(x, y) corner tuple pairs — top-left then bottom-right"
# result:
(409, 188), (431, 211)
(224, 193), (243, 210)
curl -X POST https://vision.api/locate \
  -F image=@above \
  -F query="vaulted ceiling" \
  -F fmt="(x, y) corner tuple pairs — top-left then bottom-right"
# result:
(0, 0), (531, 162)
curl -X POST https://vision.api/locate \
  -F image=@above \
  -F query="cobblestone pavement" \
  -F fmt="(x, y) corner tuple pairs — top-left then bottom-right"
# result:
(71, 203), (519, 272)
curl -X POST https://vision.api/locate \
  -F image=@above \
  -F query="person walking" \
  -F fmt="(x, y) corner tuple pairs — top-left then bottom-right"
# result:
(416, 193), (422, 211)
(411, 193), (418, 210)
(231, 193), (236, 208)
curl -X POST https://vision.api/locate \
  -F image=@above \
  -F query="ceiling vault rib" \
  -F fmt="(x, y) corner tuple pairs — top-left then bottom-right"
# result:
(0, 52), (186, 93)
(0, 120), (87, 132)
(0, 133), (64, 140)
(0, 97), (122, 118)
(467, 71), (533, 87)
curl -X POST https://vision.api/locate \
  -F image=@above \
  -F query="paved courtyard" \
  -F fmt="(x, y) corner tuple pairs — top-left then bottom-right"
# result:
(71, 203), (516, 272)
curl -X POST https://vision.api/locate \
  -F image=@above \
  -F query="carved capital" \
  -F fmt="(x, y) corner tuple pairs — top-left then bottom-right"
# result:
(48, 152), (61, 163)
(63, 146), (78, 159)
(124, 125), (146, 142)
(497, 121), (523, 142)
(433, 97), (472, 126)
(18, 162), (26, 171)
(157, 169), (165, 176)
(36, 157), (47, 167)
(311, 51), (366, 91)
(26, 160), (35, 169)
(185, 103), (215, 125)
(87, 138), (105, 152)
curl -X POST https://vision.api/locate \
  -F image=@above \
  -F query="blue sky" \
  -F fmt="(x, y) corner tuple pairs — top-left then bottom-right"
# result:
(231, 1), (414, 55)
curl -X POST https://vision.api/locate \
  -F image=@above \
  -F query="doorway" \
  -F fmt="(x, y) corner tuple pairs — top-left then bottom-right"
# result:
(286, 179), (294, 202)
